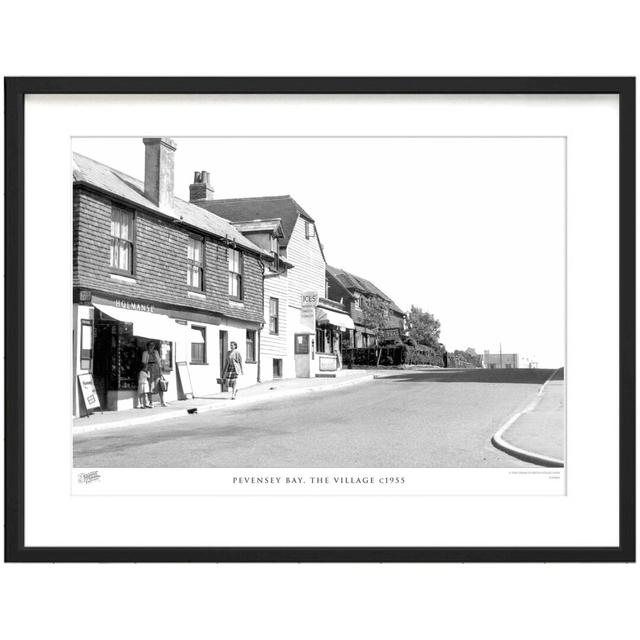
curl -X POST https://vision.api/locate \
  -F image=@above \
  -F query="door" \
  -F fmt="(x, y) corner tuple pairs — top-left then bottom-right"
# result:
(92, 321), (113, 409)
(219, 330), (228, 390)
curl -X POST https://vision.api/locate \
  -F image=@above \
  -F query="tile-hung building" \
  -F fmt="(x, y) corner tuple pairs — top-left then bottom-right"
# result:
(189, 184), (355, 379)
(72, 139), (271, 416)
(326, 265), (406, 348)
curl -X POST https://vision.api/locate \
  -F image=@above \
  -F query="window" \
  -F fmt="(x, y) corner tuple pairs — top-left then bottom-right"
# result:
(295, 334), (310, 354)
(110, 205), (134, 274)
(80, 319), (93, 370)
(354, 293), (361, 309)
(228, 248), (243, 299)
(269, 297), (279, 334)
(190, 326), (206, 364)
(187, 236), (204, 291)
(316, 327), (326, 353)
(246, 330), (256, 362)
(305, 220), (315, 239)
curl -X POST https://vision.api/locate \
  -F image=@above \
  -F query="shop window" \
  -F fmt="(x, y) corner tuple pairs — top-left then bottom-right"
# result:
(190, 326), (206, 364)
(109, 322), (137, 390)
(110, 205), (134, 274)
(269, 297), (279, 334)
(80, 319), (93, 370)
(159, 340), (173, 371)
(246, 329), (256, 362)
(187, 236), (204, 291)
(316, 327), (326, 354)
(228, 248), (243, 299)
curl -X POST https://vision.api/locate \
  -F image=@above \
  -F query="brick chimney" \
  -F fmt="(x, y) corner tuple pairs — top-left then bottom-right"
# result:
(143, 137), (176, 210)
(189, 170), (214, 202)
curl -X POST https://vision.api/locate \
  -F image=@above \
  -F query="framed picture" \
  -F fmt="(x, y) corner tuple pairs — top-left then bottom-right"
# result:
(4, 77), (635, 562)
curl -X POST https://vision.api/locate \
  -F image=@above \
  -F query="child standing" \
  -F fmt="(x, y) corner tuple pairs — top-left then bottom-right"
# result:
(137, 364), (151, 408)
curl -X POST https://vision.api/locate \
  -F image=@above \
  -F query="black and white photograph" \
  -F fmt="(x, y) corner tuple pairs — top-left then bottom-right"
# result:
(71, 135), (565, 473)
(6, 78), (632, 561)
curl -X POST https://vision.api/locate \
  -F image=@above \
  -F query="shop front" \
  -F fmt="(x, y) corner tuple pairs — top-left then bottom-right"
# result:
(314, 303), (355, 375)
(74, 293), (260, 416)
(74, 298), (182, 414)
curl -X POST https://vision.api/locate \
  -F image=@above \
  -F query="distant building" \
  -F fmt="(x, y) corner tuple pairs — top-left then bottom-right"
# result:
(481, 351), (538, 369)
(482, 351), (519, 369)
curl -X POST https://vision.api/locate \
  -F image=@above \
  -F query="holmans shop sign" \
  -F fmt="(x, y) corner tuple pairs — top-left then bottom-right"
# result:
(114, 298), (155, 313)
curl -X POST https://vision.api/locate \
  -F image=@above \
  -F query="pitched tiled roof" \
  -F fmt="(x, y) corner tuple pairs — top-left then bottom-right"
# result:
(326, 265), (405, 315)
(192, 195), (314, 245)
(72, 152), (269, 257)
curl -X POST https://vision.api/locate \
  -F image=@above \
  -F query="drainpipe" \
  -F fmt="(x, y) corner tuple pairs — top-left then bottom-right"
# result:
(257, 257), (266, 383)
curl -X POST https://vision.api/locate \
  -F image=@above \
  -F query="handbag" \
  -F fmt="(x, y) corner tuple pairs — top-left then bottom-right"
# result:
(216, 378), (223, 385)
(159, 376), (169, 392)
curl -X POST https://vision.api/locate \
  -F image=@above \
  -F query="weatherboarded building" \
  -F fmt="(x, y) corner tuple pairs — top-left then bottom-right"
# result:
(191, 189), (354, 379)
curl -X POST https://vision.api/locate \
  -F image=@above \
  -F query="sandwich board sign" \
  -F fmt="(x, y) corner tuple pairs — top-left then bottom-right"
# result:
(176, 361), (194, 399)
(77, 373), (102, 415)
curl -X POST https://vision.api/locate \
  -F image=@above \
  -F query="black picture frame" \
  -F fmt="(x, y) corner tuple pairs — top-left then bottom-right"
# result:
(4, 77), (635, 563)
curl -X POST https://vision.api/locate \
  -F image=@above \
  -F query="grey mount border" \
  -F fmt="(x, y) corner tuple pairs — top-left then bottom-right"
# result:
(4, 77), (635, 563)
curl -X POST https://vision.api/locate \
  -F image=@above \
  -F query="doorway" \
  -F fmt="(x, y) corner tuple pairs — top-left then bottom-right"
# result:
(273, 358), (283, 379)
(219, 330), (228, 390)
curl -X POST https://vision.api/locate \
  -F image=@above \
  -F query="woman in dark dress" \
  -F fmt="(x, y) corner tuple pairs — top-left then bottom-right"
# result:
(223, 341), (244, 399)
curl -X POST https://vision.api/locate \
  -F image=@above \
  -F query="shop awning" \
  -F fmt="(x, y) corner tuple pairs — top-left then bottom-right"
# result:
(94, 303), (182, 342)
(316, 308), (355, 330)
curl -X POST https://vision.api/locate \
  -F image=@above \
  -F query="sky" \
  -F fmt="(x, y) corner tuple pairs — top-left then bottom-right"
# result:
(72, 136), (565, 368)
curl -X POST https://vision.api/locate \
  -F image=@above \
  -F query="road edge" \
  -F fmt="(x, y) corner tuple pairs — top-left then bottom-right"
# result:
(490, 369), (565, 468)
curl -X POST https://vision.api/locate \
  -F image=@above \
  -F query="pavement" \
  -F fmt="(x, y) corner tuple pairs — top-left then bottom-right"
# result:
(491, 368), (565, 467)
(73, 369), (377, 434)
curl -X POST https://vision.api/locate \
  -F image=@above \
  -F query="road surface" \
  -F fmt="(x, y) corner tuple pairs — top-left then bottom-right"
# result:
(74, 368), (558, 468)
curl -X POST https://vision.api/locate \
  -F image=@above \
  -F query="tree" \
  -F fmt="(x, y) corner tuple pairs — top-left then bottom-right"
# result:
(406, 305), (441, 348)
(361, 296), (390, 365)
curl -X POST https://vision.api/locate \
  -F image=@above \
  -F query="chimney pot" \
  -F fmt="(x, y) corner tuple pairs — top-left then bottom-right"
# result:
(189, 169), (215, 202)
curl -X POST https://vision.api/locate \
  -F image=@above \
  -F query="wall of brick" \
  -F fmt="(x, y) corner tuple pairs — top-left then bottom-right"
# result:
(73, 186), (264, 324)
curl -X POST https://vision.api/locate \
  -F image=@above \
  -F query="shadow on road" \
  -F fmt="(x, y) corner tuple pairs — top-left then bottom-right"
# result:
(377, 367), (564, 385)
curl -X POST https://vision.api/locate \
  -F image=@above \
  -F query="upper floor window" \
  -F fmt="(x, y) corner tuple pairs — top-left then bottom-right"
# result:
(187, 236), (204, 291)
(228, 248), (243, 299)
(305, 220), (315, 239)
(110, 205), (134, 274)
(268, 236), (280, 272)
(354, 293), (362, 309)
(269, 297), (279, 334)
